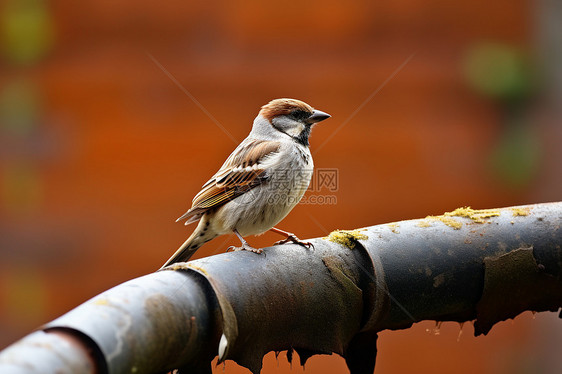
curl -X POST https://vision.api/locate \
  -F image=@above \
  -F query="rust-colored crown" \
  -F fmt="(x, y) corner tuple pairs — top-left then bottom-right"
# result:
(259, 98), (314, 122)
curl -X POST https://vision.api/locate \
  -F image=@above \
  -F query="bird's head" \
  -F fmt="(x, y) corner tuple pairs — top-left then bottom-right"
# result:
(253, 98), (331, 146)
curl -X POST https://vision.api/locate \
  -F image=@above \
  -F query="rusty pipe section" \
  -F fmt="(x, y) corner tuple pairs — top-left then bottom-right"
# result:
(168, 235), (376, 374)
(356, 202), (562, 333)
(0, 330), (96, 374)
(0, 202), (560, 374)
(0, 270), (221, 374)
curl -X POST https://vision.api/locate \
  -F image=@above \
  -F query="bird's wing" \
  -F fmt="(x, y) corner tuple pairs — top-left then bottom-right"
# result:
(176, 139), (281, 224)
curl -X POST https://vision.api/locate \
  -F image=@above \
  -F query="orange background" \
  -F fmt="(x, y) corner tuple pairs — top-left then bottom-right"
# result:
(1, 1), (561, 373)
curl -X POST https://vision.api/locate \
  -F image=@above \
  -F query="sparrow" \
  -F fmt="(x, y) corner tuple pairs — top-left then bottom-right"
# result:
(161, 98), (330, 268)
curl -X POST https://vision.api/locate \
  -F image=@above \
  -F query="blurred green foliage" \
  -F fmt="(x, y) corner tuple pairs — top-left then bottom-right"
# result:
(0, 0), (50, 215)
(464, 42), (541, 189)
(464, 43), (535, 102)
(490, 119), (541, 189)
(0, 79), (40, 137)
(0, 0), (55, 65)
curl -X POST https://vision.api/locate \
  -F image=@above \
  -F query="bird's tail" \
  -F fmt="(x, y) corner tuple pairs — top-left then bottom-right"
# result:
(160, 219), (217, 269)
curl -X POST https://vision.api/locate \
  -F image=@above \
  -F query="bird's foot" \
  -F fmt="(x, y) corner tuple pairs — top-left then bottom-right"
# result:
(226, 243), (263, 254)
(227, 229), (263, 254)
(274, 234), (314, 249)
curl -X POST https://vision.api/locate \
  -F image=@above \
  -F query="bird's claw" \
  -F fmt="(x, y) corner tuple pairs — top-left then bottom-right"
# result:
(274, 234), (314, 249)
(226, 244), (263, 254)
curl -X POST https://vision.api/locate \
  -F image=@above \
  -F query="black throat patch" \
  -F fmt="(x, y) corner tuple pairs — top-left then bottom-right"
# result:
(292, 125), (311, 147)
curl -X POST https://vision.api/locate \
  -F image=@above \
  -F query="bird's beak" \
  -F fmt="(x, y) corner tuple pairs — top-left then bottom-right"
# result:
(306, 110), (331, 124)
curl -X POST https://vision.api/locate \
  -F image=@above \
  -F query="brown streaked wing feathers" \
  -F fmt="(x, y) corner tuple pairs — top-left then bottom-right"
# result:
(176, 140), (281, 223)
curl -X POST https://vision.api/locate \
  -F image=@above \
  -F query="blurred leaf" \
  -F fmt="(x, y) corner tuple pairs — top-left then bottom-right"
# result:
(464, 43), (535, 102)
(0, 0), (55, 65)
(490, 120), (541, 189)
(0, 79), (40, 137)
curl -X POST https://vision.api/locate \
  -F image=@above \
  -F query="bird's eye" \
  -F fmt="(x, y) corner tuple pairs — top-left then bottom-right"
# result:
(291, 110), (309, 121)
